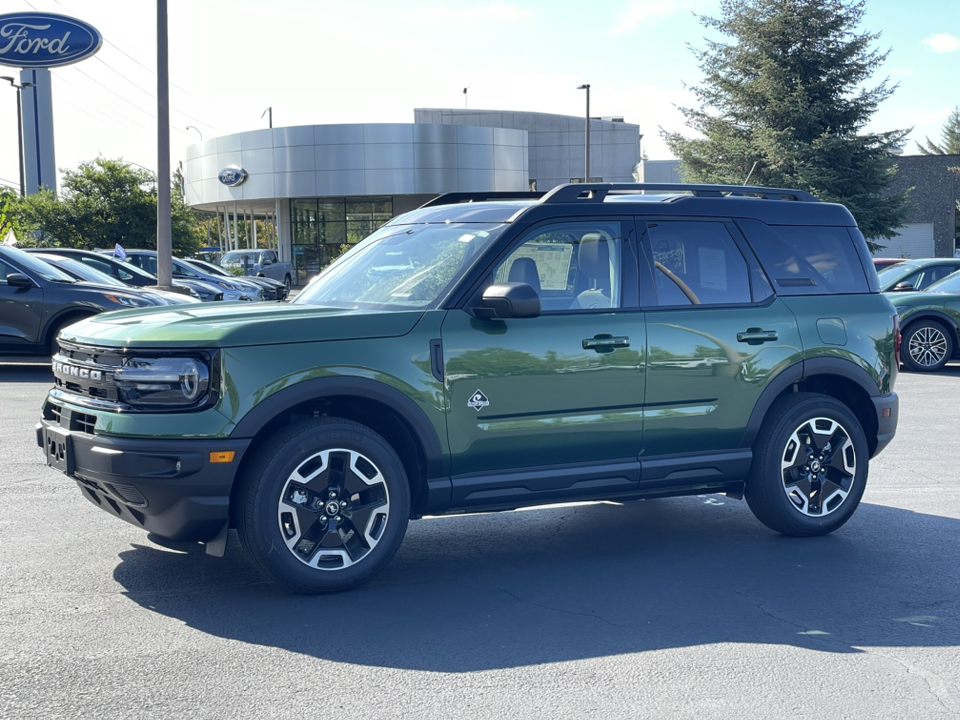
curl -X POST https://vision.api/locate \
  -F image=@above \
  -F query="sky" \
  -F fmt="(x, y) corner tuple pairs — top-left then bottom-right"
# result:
(0, 0), (958, 194)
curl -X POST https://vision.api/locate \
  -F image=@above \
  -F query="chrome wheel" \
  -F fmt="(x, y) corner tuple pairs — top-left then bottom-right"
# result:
(277, 448), (390, 570)
(780, 416), (856, 517)
(907, 324), (948, 368)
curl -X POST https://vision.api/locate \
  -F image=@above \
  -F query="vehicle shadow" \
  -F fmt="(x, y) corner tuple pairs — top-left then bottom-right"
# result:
(113, 496), (960, 671)
(0, 363), (52, 384)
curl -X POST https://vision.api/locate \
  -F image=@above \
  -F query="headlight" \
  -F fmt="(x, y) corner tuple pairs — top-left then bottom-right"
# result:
(104, 294), (154, 307)
(114, 356), (211, 407)
(215, 281), (240, 291)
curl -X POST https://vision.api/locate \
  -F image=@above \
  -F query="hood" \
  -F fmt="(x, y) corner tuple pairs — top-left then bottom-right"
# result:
(58, 302), (425, 348)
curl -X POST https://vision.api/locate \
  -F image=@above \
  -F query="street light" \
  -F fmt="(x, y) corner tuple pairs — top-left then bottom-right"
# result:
(1, 76), (36, 197)
(262, 107), (272, 129)
(577, 84), (590, 183)
(186, 125), (202, 141)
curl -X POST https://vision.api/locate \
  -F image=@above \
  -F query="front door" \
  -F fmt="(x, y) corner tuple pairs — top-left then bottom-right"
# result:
(0, 257), (43, 348)
(441, 219), (646, 509)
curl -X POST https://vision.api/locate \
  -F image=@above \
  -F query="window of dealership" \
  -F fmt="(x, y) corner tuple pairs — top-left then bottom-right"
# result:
(290, 197), (394, 283)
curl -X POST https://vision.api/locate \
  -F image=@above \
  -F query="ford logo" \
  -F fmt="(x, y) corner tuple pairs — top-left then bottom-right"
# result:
(218, 165), (247, 187)
(0, 12), (102, 69)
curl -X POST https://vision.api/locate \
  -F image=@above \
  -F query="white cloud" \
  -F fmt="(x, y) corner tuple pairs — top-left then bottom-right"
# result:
(921, 33), (960, 53)
(413, 2), (532, 24)
(610, 0), (712, 35)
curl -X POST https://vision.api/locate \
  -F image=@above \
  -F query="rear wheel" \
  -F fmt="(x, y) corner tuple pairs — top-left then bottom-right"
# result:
(901, 320), (953, 372)
(746, 393), (867, 537)
(236, 417), (410, 593)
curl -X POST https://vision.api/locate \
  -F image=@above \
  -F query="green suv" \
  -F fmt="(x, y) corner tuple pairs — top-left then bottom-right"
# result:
(36, 183), (900, 593)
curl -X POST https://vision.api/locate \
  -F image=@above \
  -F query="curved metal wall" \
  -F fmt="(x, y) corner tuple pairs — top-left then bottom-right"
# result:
(184, 123), (528, 208)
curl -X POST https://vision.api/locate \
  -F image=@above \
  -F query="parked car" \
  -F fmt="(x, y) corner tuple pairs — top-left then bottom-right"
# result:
(115, 250), (264, 302)
(0, 244), (164, 356)
(186, 257), (288, 301)
(877, 258), (960, 293)
(219, 249), (294, 291)
(37, 183), (899, 594)
(873, 258), (905, 269)
(26, 248), (220, 302)
(887, 269), (960, 372)
(28, 253), (200, 305)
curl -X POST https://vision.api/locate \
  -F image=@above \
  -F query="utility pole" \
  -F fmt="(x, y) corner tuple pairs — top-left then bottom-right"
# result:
(262, 107), (272, 128)
(577, 84), (591, 182)
(156, 0), (172, 287)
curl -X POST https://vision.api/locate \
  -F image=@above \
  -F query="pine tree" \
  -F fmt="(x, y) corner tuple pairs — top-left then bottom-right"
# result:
(663, 0), (911, 245)
(916, 107), (960, 155)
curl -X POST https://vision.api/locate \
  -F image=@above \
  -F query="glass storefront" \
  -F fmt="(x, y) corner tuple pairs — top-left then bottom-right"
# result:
(291, 197), (393, 284)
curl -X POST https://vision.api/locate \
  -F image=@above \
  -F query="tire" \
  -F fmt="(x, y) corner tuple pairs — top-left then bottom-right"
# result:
(745, 393), (868, 537)
(236, 417), (410, 594)
(284, 274), (292, 292)
(901, 320), (953, 372)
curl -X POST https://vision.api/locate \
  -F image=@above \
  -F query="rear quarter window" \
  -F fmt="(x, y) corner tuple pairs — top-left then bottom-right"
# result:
(737, 220), (870, 295)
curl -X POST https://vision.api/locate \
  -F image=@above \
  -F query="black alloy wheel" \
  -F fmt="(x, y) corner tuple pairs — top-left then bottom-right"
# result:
(237, 417), (410, 593)
(746, 393), (868, 536)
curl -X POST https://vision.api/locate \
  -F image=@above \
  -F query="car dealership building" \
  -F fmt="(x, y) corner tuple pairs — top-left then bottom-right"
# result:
(183, 109), (642, 284)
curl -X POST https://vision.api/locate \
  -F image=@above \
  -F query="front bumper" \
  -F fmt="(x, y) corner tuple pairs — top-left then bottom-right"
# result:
(871, 392), (899, 457)
(37, 410), (249, 542)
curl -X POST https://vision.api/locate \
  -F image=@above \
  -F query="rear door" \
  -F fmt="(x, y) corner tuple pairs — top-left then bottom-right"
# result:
(641, 218), (802, 457)
(441, 218), (646, 508)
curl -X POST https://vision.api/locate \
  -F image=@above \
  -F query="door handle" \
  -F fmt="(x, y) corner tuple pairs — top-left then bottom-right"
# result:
(737, 328), (778, 345)
(583, 334), (630, 352)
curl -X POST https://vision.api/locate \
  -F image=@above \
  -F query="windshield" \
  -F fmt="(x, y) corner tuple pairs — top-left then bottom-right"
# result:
(925, 271), (960, 294)
(221, 250), (263, 267)
(189, 259), (229, 277)
(876, 263), (920, 287)
(7, 247), (76, 282)
(37, 255), (126, 286)
(294, 222), (509, 309)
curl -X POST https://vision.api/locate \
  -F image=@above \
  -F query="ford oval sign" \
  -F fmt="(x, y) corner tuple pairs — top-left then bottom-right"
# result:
(218, 166), (248, 187)
(0, 13), (102, 69)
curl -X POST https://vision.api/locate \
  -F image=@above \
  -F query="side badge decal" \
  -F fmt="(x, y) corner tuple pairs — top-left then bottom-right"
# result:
(468, 390), (489, 411)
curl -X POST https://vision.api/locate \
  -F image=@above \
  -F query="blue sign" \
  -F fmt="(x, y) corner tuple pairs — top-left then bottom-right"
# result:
(0, 13), (102, 69)
(218, 166), (248, 187)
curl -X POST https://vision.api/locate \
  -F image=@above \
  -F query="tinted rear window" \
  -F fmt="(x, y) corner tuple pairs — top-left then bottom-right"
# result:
(737, 220), (870, 295)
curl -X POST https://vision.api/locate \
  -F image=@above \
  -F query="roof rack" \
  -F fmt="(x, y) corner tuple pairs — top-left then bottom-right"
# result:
(540, 183), (820, 204)
(419, 191), (544, 208)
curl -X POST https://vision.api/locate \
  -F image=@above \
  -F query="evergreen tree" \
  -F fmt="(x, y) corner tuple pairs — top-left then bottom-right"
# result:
(916, 107), (960, 155)
(663, 0), (911, 246)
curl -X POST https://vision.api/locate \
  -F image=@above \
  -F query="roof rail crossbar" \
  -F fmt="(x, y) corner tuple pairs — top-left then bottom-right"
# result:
(540, 183), (820, 204)
(419, 191), (545, 208)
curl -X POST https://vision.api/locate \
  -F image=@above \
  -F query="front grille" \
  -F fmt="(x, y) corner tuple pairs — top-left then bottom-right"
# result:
(51, 343), (123, 406)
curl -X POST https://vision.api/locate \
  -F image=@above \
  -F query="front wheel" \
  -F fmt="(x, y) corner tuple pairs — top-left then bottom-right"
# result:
(746, 393), (868, 537)
(901, 320), (953, 372)
(283, 274), (292, 292)
(236, 418), (410, 593)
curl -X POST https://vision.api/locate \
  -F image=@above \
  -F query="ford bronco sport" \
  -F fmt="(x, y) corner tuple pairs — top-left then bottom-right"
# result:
(37, 183), (900, 593)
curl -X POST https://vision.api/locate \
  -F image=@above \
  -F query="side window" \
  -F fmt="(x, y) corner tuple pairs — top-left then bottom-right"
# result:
(647, 221), (752, 306)
(0, 259), (13, 284)
(918, 265), (956, 290)
(742, 222), (870, 295)
(84, 256), (131, 281)
(493, 222), (623, 312)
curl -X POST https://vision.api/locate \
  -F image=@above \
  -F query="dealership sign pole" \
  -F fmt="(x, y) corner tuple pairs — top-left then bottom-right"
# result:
(0, 12), (103, 195)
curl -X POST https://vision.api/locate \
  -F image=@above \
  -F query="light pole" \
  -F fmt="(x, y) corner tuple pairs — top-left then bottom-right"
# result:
(262, 107), (272, 128)
(186, 125), (202, 141)
(1, 77), (36, 197)
(577, 84), (590, 183)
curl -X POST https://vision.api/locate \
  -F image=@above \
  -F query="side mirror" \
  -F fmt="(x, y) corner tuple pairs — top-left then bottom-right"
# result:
(892, 282), (914, 292)
(6, 272), (36, 288)
(475, 282), (541, 319)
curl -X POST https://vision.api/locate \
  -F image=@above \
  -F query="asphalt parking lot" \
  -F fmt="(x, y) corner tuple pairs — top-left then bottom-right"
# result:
(1, 361), (958, 719)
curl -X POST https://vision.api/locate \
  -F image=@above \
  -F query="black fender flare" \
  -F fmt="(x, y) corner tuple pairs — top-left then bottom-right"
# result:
(230, 376), (446, 478)
(739, 357), (883, 450)
(900, 311), (960, 347)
